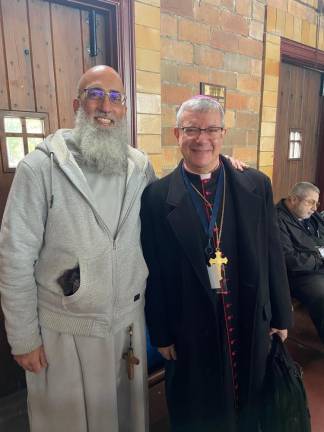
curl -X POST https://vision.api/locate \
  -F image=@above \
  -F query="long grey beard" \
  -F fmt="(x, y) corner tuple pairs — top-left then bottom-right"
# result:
(72, 108), (128, 175)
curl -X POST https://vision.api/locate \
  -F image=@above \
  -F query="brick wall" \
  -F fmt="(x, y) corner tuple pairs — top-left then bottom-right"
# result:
(160, 0), (266, 175)
(134, 0), (162, 176)
(134, 0), (324, 178)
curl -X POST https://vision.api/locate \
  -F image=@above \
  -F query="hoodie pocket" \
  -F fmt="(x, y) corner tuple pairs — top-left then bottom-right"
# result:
(115, 241), (148, 310)
(62, 247), (113, 314)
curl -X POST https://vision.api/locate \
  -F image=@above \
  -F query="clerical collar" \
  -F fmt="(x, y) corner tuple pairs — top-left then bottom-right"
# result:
(183, 163), (221, 182)
(200, 172), (211, 180)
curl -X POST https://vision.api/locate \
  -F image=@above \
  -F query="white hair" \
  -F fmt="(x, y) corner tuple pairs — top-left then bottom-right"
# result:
(290, 182), (320, 198)
(176, 97), (225, 127)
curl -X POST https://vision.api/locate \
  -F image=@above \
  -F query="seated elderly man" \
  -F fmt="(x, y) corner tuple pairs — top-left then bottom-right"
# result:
(277, 182), (324, 343)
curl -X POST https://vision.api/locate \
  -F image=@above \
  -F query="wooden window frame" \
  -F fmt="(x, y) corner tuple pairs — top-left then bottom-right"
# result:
(0, 111), (49, 173)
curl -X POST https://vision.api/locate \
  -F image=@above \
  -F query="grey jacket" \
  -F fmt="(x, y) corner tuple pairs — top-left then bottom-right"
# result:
(0, 129), (155, 355)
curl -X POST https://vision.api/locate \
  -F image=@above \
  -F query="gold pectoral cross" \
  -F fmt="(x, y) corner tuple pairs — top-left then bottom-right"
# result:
(209, 249), (228, 290)
(122, 325), (140, 380)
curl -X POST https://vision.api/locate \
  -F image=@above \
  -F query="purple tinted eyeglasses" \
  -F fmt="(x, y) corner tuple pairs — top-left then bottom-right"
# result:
(81, 87), (126, 105)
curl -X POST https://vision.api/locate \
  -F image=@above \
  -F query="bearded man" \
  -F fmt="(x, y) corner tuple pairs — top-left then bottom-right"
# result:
(0, 65), (155, 432)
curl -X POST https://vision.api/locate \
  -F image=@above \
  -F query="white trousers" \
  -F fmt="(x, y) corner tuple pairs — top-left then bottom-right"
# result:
(26, 313), (149, 432)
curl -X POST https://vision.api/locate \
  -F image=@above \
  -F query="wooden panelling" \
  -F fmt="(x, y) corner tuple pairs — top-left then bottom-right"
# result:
(316, 99), (324, 212)
(273, 62), (321, 201)
(149, 378), (169, 427)
(81, 10), (107, 71)
(0, 3), (9, 110)
(1, 0), (35, 111)
(51, 2), (83, 128)
(28, 0), (59, 132)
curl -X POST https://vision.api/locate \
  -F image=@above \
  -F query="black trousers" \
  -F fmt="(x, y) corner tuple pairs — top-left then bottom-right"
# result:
(291, 273), (324, 343)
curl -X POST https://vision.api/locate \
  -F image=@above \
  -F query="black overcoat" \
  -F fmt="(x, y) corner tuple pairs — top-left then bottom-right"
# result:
(276, 199), (324, 277)
(141, 157), (292, 432)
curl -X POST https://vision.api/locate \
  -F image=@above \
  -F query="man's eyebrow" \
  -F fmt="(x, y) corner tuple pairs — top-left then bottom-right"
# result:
(85, 87), (123, 93)
(182, 123), (220, 127)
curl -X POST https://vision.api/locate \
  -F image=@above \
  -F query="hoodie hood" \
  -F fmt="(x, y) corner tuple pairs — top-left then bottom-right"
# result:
(35, 129), (152, 210)
(35, 129), (75, 208)
(36, 129), (73, 166)
(36, 128), (150, 173)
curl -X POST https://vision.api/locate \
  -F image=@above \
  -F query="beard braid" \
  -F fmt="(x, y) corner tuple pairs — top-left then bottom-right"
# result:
(72, 107), (128, 175)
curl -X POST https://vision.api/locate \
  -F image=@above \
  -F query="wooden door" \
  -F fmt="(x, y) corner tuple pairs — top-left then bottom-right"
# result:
(0, 0), (134, 398)
(316, 98), (324, 212)
(272, 62), (322, 203)
(0, 0), (121, 222)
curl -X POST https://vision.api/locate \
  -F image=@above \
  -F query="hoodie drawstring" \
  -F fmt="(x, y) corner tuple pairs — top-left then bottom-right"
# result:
(50, 152), (54, 208)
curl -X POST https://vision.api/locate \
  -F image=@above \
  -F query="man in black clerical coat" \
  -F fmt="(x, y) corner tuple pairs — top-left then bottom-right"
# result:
(140, 96), (292, 432)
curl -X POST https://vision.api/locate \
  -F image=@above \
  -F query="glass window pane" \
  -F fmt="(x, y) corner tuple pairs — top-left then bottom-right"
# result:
(26, 118), (44, 134)
(6, 137), (25, 168)
(289, 141), (294, 159)
(4, 117), (22, 133)
(289, 141), (301, 159)
(293, 142), (301, 159)
(27, 137), (43, 153)
(289, 131), (294, 141)
(295, 131), (301, 141)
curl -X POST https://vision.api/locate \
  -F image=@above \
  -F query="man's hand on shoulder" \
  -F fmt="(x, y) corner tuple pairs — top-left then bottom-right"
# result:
(158, 344), (177, 360)
(14, 345), (48, 373)
(224, 155), (249, 171)
(269, 328), (288, 342)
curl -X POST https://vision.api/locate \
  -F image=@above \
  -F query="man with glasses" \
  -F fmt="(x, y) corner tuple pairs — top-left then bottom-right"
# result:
(141, 96), (292, 432)
(0, 65), (155, 431)
(277, 182), (324, 343)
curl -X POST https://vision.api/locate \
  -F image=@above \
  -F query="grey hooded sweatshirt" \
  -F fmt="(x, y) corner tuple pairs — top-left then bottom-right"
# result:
(0, 129), (155, 355)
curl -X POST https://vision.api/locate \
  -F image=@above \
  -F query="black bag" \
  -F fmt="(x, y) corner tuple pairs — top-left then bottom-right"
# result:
(260, 334), (311, 432)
